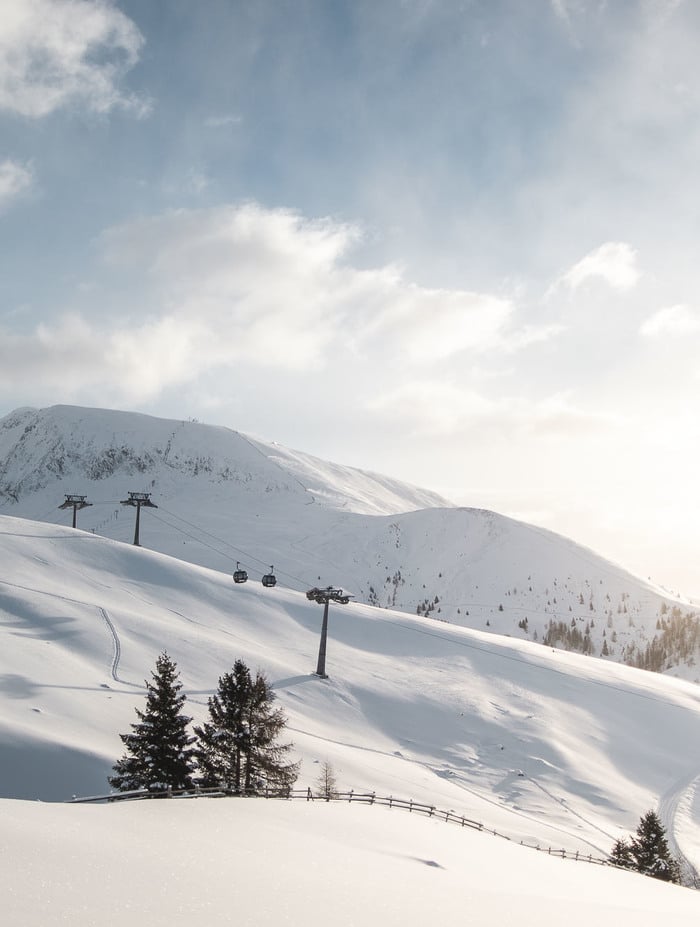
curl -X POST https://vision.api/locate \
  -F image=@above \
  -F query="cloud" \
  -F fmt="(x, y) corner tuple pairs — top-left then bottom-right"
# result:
(640, 303), (700, 337)
(367, 382), (495, 436)
(0, 313), (208, 404)
(356, 286), (514, 362)
(549, 0), (585, 43)
(0, 0), (148, 117)
(2, 202), (559, 405)
(0, 158), (32, 210)
(204, 114), (242, 128)
(368, 382), (620, 439)
(555, 242), (641, 292)
(99, 203), (361, 373)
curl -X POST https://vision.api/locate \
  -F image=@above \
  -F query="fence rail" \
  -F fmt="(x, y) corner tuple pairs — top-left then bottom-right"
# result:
(71, 785), (612, 867)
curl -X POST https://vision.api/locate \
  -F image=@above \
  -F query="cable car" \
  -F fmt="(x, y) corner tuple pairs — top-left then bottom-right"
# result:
(233, 561), (248, 584)
(261, 566), (277, 588)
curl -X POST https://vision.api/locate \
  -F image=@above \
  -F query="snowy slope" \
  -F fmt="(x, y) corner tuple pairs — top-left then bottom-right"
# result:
(0, 404), (697, 678)
(4, 798), (700, 927)
(1, 514), (700, 879)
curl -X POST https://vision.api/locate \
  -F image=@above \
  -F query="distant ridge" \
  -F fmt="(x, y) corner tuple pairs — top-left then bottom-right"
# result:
(0, 403), (697, 678)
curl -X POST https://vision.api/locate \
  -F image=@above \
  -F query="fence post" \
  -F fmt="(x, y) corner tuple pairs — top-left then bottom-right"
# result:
(371, 792), (375, 805)
(307, 787), (312, 802)
(348, 789), (353, 803)
(409, 799), (413, 813)
(389, 796), (393, 808)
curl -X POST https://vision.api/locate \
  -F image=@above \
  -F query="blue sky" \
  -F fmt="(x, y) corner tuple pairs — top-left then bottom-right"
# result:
(1, 0), (699, 595)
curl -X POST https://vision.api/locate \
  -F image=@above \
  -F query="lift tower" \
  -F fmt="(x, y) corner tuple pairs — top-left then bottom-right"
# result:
(59, 494), (92, 529)
(306, 586), (351, 678)
(120, 492), (157, 546)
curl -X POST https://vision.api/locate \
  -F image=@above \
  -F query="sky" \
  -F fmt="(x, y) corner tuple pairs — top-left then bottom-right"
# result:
(0, 0), (699, 596)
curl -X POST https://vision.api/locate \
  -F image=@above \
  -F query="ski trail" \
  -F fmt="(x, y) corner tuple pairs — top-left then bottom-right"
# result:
(658, 770), (700, 886)
(97, 607), (143, 690)
(523, 775), (616, 841)
(287, 723), (609, 854)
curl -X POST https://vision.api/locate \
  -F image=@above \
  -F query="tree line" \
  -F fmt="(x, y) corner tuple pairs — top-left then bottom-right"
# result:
(109, 652), (299, 794)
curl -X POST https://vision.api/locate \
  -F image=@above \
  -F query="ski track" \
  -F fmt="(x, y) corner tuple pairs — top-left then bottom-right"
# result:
(523, 774), (615, 841)
(97, 607), (143, 689)
(0, 577), (147, 691)
(98, 607), (122, 683)
(287, 724), (609, 854)
(658, 769), (700, 885)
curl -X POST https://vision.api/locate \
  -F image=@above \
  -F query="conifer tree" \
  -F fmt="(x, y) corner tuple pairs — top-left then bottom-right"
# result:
(194, 659), (299, 793)
(608, 810), (681, 883)
(608, 837), (635, 870)
(630, 810), (681, 883)
(109, 652), (196, 792)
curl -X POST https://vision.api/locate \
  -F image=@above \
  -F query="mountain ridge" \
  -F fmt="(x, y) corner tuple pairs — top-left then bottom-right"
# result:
(0, 510), (699, 886)
(0, 403), (697, 679)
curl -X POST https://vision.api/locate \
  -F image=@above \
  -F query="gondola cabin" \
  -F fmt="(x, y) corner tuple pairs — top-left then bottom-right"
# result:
(233, 561), (248, 584)
(261, 566), (277, 588)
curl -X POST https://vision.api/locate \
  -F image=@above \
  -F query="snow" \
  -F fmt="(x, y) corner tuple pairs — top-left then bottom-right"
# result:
(2, 799), (699, 926)
(0, 510), (700, 920)
(0, 403), (700, 920)
(0, 404), (695, 687)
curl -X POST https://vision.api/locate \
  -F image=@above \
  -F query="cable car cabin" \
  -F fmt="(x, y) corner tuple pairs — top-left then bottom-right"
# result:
(233, 562), (248, 584)
(261, 566), (277, 588)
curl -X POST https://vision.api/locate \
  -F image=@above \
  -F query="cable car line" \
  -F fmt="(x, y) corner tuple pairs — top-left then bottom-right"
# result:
(148, 507), (312, 592)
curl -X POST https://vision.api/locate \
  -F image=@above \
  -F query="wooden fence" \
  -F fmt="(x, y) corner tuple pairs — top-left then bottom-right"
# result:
(71, 785), (610, 867)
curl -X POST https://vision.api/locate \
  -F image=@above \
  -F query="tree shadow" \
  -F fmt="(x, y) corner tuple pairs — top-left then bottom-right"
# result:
(0, 738), (113, 801)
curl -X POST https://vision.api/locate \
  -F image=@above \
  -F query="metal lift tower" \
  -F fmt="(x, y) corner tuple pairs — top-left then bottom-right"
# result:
(120, 491), (158, 546)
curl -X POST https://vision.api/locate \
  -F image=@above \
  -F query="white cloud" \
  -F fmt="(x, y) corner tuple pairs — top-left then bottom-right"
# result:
(367, 381), (495, 436)
(368, 382), (619, 439)
(2, 202), (559, 405)
(0, 0), (148, 117)
(0, 158), (32, 210)
(205, 114), (242, 128)
(357, 286), (514, 362)
(556, 242), (641, 292)
(640, 303), (700, 337)
(549, 0), (585, 43)
(161, 170), (212, 196)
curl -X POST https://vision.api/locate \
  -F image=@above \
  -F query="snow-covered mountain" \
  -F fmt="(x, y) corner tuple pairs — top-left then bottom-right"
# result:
(0, 404), (697, 678)
(1, 510), (700, 921)
(1, 514), (699, 866)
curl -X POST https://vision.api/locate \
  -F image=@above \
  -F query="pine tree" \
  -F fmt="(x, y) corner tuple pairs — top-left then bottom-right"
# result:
(109, 652), (196, 792)
(608, 837), (635, 870)
(630, 810), (681, 883)
(608, 811), (681, 883)
(194, 659), (299, 793)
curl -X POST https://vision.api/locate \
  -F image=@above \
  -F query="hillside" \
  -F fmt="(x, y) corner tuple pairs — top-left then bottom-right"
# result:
(0, 404), (697, 678)
(1, 514), (700, 872)
(5, 799), (700, 926)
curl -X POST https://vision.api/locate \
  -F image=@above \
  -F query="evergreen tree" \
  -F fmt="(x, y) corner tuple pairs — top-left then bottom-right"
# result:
(109, 652), (196, 792)
(608, 838), (635, 870)
(608, 811), (681, 883)
(630, 810), (681, 883)
(194, 659), (299, 793)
